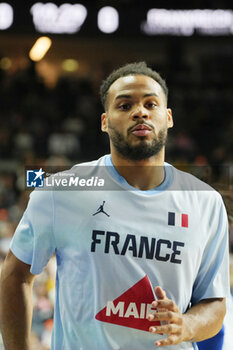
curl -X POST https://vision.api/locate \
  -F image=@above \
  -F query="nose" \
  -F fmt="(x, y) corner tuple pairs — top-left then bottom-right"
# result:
(131, 104), (149, 121)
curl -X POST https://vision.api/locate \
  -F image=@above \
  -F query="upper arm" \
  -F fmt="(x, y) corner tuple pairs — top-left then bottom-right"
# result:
(199, 297), (226, 314)
(1, 250), (35, 285)
(192, 297), (226, 327)
(192, 195), (230, 304)
(10, 189), (56, 275)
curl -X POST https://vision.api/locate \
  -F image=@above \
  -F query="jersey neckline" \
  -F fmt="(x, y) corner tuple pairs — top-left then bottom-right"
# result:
(104, 154), (174, 195)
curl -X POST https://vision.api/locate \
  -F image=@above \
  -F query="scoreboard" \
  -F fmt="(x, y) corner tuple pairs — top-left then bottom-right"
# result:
(1, 2), (233, 37)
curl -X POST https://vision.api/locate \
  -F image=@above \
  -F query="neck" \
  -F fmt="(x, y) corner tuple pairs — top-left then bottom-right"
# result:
(110, 148), (165, 190)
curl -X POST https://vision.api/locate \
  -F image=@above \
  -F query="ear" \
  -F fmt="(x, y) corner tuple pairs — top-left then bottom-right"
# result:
(167, 108), (173, 129)
(101, 112), (108, 133)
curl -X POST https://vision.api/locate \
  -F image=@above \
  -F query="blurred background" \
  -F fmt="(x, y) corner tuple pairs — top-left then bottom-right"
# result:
(0, 0), (232, 348)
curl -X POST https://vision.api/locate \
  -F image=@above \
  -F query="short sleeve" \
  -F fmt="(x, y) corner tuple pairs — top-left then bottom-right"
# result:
(10, 189), (56, 275)
(191, 194), (230, 304)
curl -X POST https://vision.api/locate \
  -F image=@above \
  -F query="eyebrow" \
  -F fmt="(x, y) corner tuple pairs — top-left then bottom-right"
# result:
(115, 93), (159, 100)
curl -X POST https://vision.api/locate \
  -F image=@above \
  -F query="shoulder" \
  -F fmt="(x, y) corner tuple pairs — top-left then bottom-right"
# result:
(170, 164), (221, 195)
(167, 163), (225, 210)
(70, 155), (106, 174)
(71, 155), (106, 169)
(67, 155), (107, 181)
(41, 155), (107, 189)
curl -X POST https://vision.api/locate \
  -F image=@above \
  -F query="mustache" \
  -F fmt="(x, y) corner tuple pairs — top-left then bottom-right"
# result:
(127, 122), (155, 135)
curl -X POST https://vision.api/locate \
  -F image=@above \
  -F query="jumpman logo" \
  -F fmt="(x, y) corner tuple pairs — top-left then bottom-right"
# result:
(92, 201), (110, 217)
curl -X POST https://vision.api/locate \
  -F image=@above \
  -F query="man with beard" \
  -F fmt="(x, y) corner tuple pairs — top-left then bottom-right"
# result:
(0, 62), (230, 350)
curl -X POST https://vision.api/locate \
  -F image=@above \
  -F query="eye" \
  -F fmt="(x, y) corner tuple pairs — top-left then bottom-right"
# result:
(146, 102), (157, 109)
(119, 103), (131, 111)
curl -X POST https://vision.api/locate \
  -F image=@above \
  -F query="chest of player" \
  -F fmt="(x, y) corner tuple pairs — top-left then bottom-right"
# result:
(54, 190), (205, 267)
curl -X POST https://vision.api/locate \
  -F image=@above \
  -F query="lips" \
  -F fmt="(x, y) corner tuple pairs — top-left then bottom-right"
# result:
(131, 124), (152, 137)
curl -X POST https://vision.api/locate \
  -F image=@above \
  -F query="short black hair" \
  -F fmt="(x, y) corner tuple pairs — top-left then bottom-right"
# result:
(100, 61), (168, 109)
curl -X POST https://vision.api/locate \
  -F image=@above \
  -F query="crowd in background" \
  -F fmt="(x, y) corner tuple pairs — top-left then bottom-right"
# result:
(0, 55), (232, 349)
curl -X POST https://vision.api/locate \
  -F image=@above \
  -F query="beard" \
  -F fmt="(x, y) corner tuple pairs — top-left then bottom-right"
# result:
(107, 120), (167, 161)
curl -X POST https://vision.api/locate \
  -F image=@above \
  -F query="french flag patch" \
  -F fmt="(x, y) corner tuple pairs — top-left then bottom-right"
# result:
(168, 212), (188, 228)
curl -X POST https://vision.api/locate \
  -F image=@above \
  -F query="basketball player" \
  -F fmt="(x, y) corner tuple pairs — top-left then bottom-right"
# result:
(0, 62), (230, 349)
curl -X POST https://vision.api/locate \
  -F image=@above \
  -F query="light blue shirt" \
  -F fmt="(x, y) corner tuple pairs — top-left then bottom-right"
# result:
(11, 155), (230, 350)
